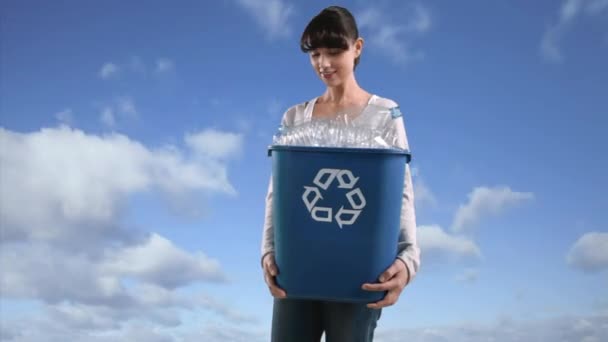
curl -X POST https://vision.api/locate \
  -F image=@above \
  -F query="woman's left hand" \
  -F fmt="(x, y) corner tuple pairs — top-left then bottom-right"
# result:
(361, 259), (410, 309)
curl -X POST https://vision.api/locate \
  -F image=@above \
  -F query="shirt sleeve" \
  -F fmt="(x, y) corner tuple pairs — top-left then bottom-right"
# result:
(392, 111), (421, 283)
(260, 176), (275, 267)
(260, 106), (297, 267)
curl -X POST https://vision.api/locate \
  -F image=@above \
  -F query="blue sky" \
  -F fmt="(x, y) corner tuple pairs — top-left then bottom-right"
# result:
(1, 0), (607, 341)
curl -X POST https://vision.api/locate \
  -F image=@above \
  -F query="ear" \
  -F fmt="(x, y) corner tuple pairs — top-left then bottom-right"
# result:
(354, 37), (364, 57)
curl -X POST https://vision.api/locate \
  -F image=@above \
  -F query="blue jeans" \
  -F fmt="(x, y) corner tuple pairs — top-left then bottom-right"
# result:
(271, 298), (382, 342)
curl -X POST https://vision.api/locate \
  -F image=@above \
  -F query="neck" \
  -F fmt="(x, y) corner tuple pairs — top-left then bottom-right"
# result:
(322, 76), (365, 105)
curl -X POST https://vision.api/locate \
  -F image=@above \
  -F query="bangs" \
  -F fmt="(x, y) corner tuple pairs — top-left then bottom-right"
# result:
(300, 15), (354, 53)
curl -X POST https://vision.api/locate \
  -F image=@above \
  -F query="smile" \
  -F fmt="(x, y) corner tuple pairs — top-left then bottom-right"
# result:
(321, 71), (336, 78)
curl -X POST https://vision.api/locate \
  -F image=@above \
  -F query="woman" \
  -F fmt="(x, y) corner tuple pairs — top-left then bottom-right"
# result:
(261, 6), (420, 342)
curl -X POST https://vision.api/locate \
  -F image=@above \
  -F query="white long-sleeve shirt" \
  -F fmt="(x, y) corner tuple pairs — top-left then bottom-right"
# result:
(261, 94), (420, 282)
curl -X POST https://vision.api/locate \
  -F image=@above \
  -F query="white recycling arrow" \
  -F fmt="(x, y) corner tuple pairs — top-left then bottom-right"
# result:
(346, 188), (366, 210)
(313, 168), (340, 190)
(312, 207), (332, 222)
(302, 186), (323, 212)
(335, 206), (361, 229)
(336, 169), (359, 189)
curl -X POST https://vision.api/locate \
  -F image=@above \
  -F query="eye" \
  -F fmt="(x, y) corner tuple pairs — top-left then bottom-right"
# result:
(328, 49), (342, 55)
(310, 51), (320, 57)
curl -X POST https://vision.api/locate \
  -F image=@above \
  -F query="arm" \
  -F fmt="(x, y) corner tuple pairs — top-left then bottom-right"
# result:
(394, 115), (420, 284)
(261, 176), (286, 298)
(260, 106), (293, 266)
(362, 106), (420, 308)
(260, 178), (275, 267)
(260, 104), (302, 264)
(261, 105), (300, 298)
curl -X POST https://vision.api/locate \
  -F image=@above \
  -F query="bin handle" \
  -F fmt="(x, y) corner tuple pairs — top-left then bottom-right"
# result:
(268, 146), (412, 163)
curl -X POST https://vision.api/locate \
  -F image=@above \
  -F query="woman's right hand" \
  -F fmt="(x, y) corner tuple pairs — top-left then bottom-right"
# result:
(263, 253), (287, 298)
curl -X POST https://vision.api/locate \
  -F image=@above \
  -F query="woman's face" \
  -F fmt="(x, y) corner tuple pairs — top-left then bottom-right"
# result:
(309, 38), (363, 87)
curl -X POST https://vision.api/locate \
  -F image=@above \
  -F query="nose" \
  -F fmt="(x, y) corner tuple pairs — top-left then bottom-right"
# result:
(318, 54), (330, 70)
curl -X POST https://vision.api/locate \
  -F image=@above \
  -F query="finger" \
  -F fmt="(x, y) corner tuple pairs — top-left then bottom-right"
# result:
(264, 259), (278, 277)
(264, 273), (287, 298)
(270, 285), (287, 298)
(362, 277), (400, 292)
(366, 293), (397, 309)
(264, 271), (277, 288)
(264, 262), (276, 276)
(379, 261), (402, 283)
(269, 263), (278, 277)
(265, 275), (281, 297)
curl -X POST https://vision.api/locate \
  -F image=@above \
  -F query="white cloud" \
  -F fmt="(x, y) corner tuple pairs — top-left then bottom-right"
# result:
(235, 0), (294, 40)
(99, 63), (119, 79)
(99, 57), (176, 78)
(413, 177), (437, 208)
(561, 0), (585, 22)
(407, 4), (432, 33)
(2, 243), (129, 306)
(0, 126), (238, 245)
(47, 303), (126, 331)
(541, 0), (608, 63)
(587, 0), (608, 14)
(0, 124), (251, 340)
(3, 312), (186, 342)
(0, 239), (251, 332)
(55, 108), (73, 125)
(451, 186), (533, 233)
(117, 96), (138, 118)
(541, 25), (565, 63)
(156, 58), (175, 73)
(183, 322), (268, 342)
(185, 129), (244, 160)
(418, 225), (481, 259)
(357, 4), (431, 65)
(2, 305), (262, 342)
(99, 97), (139, 128)
(410, 167), (437, 207)
(100, 107), (116, 127)
(102, 233), (226, 288)
(374, 313), (608, 342)
(567, 232), (608, 272)
(196, 296), (259, 323)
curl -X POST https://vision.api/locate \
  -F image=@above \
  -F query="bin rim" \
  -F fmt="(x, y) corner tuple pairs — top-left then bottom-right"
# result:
(267, 145), (412, 163)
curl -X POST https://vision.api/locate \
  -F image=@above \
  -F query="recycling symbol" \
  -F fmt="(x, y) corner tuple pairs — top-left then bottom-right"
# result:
(302, 168), (367, 228)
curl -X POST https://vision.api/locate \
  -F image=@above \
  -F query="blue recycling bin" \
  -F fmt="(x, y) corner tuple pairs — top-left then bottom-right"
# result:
(268, 145), (411, 303)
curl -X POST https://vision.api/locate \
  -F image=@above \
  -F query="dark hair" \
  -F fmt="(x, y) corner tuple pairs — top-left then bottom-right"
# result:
(300, 6), (361, 68)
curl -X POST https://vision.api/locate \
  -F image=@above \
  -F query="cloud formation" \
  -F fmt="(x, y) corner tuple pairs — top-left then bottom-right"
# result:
(541, 0), (608, 62)
(451, 186), (534, 233)
(99, 62), (119, 79)
(375, 313), (608, 342)
(418, 225), (481, 260)
(567, 231), (608, 272)
(235, 0), (294, 40)
(98, 57), (175, 79)
(156, 58), (175, 73)
(357, 3), (432, 64)
(0, 125), (248, 340)
(55, 108), (74, 125)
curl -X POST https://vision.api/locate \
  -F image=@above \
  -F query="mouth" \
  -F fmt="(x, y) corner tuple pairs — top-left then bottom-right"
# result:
(320, 71), (336, 79)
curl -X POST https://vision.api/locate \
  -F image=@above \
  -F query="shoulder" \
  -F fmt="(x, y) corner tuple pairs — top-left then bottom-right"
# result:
(371, 94), (410, 148)
(280, 98), (315, 126)
(371, 95), (399, 109)
(370, 95), (403, 119)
